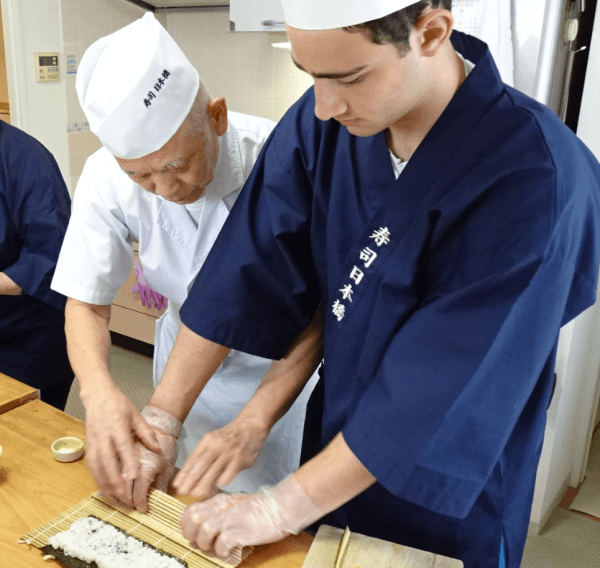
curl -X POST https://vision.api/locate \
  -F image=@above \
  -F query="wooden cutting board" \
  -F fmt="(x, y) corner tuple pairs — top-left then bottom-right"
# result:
(301, 525), (463, 568)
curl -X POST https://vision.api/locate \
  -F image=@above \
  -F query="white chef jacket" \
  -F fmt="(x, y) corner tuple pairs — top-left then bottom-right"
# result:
(52, 112), (318, 492)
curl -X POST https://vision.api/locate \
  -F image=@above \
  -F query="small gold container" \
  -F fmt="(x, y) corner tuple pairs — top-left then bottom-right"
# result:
(51, 436), (84, 463)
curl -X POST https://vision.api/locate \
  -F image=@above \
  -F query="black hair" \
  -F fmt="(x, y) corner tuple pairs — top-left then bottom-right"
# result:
(344, 1), (453, 55)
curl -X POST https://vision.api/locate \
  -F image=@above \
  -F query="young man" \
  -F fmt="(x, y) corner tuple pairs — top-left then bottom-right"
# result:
(145, 2), (600, 567)
(51, 13), (319, 513)
(0, 122), (73, 410)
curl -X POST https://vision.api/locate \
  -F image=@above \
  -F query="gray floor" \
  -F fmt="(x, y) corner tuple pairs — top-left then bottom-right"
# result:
(521, 507), (600, 568)
(569, 426), (600, 519)
(64, 345), (154, 422)
(63, 346), (599, 567)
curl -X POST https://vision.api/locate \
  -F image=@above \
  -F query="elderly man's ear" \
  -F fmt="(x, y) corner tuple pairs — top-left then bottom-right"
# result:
(207, 97), (228, 136)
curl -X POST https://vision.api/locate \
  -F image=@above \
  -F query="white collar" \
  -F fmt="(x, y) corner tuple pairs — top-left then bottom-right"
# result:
(203, 115), (244, 201)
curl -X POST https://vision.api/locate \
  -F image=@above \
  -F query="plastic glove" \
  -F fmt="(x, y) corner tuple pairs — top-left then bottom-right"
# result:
(130, 406), (182, 512)
(83, 383), (160, 502)
(179, 474), (324, 558)
(181, 493), (249, 527)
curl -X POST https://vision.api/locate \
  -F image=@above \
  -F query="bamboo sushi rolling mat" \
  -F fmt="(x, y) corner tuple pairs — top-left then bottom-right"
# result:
(19, 488), (251, 568)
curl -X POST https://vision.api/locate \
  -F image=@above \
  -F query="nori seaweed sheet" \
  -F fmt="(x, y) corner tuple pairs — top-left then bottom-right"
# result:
(41, 515), (187, 568)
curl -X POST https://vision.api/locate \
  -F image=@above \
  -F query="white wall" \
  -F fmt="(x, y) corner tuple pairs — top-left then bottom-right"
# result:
(511, 0), (547, 97)
(1, 0), (69, 183)
(569, 9), (600, 483)
(578, 6), (600, 159)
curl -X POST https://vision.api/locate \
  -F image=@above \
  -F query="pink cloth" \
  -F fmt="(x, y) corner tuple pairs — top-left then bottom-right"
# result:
(131, 259), (168, 310)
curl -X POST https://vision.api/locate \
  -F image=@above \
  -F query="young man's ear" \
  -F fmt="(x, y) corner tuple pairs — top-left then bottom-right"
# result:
(414, 8), (454, 57)
(207, 97), (228, 136)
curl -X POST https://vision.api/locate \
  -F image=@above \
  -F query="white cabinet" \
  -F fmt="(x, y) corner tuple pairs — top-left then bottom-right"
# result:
(230, 0), (285, 31)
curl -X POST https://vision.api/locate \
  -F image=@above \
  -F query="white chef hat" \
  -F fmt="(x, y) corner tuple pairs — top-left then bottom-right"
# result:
(282, 0), (419, 30)
(76, 12), (199, 159)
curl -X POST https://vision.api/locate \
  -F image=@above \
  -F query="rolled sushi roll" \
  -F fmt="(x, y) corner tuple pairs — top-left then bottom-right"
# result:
(43, 516), (187, 568)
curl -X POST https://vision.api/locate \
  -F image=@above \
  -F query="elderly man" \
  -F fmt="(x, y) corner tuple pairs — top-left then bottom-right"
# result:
(0, 121), (73, 410)
(51, 13), (319, 512)
(137, 1), (600, 568)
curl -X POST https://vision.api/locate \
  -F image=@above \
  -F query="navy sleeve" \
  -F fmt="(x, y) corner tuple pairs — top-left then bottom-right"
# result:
(1, 128), (71, 309)
(180, 122), (321, 360)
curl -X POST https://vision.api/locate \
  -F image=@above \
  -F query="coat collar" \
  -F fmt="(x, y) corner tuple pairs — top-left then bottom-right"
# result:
(324, 32), (509, 340)
(363, 30), (505, 205)
(204, 114), (245, 201)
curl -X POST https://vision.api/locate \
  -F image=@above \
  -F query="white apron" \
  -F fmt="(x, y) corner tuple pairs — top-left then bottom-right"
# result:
(145, 193), (317, 491)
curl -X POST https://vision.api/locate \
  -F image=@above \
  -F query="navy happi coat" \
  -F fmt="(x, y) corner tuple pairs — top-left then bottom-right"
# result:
(181, 32), (600, 568)
(0, 122), (72, 388)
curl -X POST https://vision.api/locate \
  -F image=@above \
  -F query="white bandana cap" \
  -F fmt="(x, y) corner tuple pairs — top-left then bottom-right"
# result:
(76, 12), (199, 159)
(282, 0), (419, 30)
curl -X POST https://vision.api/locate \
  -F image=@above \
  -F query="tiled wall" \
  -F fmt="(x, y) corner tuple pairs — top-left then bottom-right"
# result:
(61, 0), (146, 195)
(165, 10), (313, 123)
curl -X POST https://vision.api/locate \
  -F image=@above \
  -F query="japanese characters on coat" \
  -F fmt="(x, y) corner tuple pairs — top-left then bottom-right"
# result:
(332, 227), (391, 321)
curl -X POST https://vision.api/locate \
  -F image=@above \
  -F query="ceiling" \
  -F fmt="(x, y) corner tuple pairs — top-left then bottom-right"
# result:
(126, 0), (229, 10)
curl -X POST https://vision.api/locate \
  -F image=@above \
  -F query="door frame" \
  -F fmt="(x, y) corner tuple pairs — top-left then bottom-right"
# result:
(0, 0), (27, 130)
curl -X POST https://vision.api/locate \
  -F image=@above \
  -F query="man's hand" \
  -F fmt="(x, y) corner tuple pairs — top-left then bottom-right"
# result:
(179, 475), (324, 558)
(172, 308), (325, 498)
(173, 417), (269, 497)
(83, 383), (160, 502)
(128, 406), (182, 512)
(180, 433), (378, 558)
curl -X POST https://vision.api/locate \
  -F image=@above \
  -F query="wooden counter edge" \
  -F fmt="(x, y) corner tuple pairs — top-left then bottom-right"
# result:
(0, 387), (39, 415)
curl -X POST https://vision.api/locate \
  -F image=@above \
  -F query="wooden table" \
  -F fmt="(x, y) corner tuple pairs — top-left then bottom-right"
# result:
(0, 400), (312, 568)
(0, 372), (38, 414)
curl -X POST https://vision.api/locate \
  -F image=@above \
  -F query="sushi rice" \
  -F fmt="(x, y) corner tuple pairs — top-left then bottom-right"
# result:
(47, 516), (184, 568)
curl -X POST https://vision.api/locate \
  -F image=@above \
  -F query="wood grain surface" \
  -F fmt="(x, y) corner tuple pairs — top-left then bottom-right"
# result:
(0, 400), (313, 568)
(0, 400), (94, 568)
(302, 524), (464, 568)
(0, 372), (38, 414)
